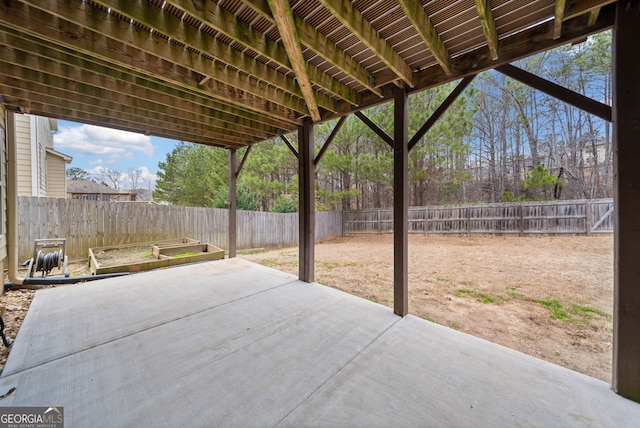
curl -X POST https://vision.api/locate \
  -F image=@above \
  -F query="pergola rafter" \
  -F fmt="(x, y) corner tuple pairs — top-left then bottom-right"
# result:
(317, 0), (414, 87)
(397, 0), (451, 74)
(474, 0), (500, 60)
(268, 0), (322, 121)
(117, 0), (357, 106)
(240, 0), (382, 96)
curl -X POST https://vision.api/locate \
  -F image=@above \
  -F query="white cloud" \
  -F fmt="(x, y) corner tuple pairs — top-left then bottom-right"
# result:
(86, 166), (104, 177)
(137, 166), (157, 182)
(54, 124), (154, 162)
(87, 166), (157, 184)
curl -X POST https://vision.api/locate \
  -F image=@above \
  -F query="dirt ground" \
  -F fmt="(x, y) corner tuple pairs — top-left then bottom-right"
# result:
(242, 234), (614, 382)
(91, 246), (157, 266)
(0, 289), (34, 371)
(0, 234), (613, 382)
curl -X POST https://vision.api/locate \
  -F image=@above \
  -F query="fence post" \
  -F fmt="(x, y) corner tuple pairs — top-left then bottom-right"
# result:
(377, 209), (381, 234)
(585, 200), (592, 235)
(519, 203), (525, 236)
(425, 207), (429, 235)
(466, 205), (471, 236)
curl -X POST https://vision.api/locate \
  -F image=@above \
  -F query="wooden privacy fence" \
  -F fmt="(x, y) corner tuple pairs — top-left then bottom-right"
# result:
(343, 199), (614, 235)
(18, 197), (342, 261)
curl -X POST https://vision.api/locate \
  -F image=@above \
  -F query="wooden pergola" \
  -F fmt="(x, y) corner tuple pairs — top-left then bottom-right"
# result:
(0, 0), (638, 403)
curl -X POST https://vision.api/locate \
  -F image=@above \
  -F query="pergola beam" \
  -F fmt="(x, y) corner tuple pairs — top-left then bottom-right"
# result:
(267, 0), (321, 122)
(315, 117), (347, 167)
(554, 0), (568, 39)
(565, 0), (617, 20)
(354, 112), (394, 148)
(473, 0), (500, 60)
(4, 98), (246, 148)
(236, 146), (253, 177)
(408, 75), (477, 151)
(318, 0), (414, 87)
(0, 83), (257, 146)
(588, 8), (601, 26)
(0, 56), (283, 139)
(0, 79), (260, 146)
(496, 64), (612, 121)
(281, 135), (299, 159)
(397, 0), (451, 74)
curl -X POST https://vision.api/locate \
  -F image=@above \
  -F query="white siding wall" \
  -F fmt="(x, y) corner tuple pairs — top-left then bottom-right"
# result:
(14, 114), (55, 197)
(46, 154), (67, 198)
(14, 113), (31, 196)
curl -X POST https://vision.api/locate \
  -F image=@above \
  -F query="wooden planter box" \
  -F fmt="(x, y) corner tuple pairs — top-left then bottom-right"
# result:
(89, 238), (224, 275)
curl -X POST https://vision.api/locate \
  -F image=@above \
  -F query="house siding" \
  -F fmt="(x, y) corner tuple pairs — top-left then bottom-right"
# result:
(14, 113), (32, 196)
(14, 114), (54, 197)
(0, 106), (8, 266)
(46, 153), (67, 198)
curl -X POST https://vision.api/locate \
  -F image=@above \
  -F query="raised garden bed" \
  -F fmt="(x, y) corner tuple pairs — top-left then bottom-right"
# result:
(89, 238), (224, 274)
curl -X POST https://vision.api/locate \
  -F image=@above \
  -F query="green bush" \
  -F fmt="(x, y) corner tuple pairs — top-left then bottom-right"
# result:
(212, 184), (259, 211)
(272, 195), (298, 213)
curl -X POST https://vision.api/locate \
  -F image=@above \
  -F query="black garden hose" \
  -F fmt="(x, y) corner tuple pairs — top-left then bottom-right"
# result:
(0, 315), (13, 348)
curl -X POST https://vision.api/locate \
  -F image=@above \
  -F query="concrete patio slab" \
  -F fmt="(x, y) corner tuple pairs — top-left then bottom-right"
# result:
(282, 315), (640, 427)
(0, 258), (638, 427)
(3, 258), (297, 375)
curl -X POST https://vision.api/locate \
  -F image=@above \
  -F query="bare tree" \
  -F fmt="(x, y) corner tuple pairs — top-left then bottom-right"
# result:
(100, 168), (123, 191)
(127, 168), (142, 191)
(141, 175), (155, 201)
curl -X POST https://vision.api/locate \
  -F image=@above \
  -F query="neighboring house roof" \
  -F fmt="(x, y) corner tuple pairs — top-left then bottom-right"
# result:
(67, 180), (119, 194)
(46, 148), (72, 163)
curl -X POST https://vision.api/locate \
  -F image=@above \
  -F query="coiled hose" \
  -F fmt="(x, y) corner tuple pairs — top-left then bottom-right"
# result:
(35, 250), (61, 276)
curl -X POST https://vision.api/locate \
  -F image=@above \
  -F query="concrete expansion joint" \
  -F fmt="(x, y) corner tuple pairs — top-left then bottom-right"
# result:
(273, 315), (403, 427)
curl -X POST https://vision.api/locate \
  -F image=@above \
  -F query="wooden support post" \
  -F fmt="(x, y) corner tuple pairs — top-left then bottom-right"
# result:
(613, 0), (640, 403)
(299, 118), (315, 282)
(393, 85), (409, 316)
(228, 149), (237, 258)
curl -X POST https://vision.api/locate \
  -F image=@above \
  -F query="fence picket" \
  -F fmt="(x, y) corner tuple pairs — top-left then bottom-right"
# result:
(343, 199), (614, 236)
(17, 198), (342, 261)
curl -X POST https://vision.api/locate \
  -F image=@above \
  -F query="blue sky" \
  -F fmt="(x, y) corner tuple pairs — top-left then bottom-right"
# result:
(53, 120), (179, 189)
